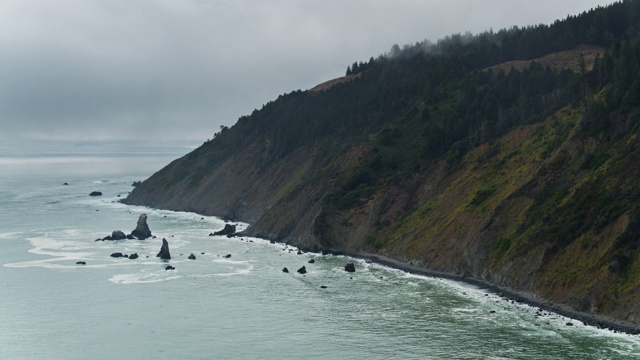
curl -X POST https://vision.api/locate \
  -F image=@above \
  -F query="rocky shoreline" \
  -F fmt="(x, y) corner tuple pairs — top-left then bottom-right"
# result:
(349, 253), (640, 335)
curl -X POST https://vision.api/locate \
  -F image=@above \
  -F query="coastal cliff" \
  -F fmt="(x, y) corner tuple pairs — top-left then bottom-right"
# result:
(125, 2), (640, 327)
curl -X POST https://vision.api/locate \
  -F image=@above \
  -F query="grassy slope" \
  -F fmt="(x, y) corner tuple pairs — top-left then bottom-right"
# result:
(248, 102), (640, 325)
(331, 106), (640, 324)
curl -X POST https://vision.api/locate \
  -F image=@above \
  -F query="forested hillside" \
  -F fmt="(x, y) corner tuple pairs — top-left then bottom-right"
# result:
(125, 0), (640, 326)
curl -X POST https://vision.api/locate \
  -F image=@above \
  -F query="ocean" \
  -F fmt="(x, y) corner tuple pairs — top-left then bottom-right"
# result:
(1, 152), (639, 359)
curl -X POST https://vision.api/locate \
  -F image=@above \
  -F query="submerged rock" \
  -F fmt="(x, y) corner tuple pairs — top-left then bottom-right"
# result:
(131, 214), (152, 240)
(308, 259), (315, 264)
(156, 238), (171, 260)
(76, 261), (86, 265)
(223, 254), (232, 258)
(345, 263), (356, 273)
(165, 265), (175, 271)
(110, 252), (125, 258)
(89, 191), (102, 196)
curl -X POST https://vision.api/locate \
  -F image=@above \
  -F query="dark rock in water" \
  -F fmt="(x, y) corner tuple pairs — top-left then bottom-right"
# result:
(320, 285), (328, 289)
(102, 235), (113, 241)
(345, 263), (356, 273)
(165, 265), (175, 271)
(76, 261), (86, 265)
(111, 230), (127, 240)
(129, 253), (139, 260)
(63, 182), (69, 185)
(95, 238), (102, 242)
(110, 252), (124, 258)
(308, 259), (315, 264)
(566, 322), (574, 326)
(124, 254), (129, 258)
(156, 238), (171, 260)
(223, 254), (232, 258)
(212, 224), (236, 236)
(297, 266), (307, 274)
(201, 252), (205, 255)
(188, 253), (196, 260)
(131, 214), (152, 240)
(89, 191), (102, 196)
(126, 234), (135, 240)
(282, 267), (289, 273)
(297, 250), (303, 255)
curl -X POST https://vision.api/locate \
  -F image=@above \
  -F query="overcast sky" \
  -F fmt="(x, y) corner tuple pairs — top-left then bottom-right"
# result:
(0, 0), (616, 153)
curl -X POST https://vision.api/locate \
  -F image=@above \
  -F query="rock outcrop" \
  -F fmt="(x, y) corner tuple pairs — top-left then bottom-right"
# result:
(131, 214), (152, 240)
(156, 238), (171, 260)
(297, 266), (307, 274)
(89, 191), (102, 196)
(129, 253), (139, 260)
(111, 230), (127, 240)
(345, 263), (356, 273)
(211, 224), (236, 237)
(110, 252), (125, 258)
(188, 253), (196, 260)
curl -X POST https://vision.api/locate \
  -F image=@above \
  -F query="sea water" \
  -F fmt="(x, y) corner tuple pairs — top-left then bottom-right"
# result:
(1, 152), (639, 360)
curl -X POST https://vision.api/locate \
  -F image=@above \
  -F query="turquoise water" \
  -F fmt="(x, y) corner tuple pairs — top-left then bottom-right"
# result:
(1, 154), (639, 359)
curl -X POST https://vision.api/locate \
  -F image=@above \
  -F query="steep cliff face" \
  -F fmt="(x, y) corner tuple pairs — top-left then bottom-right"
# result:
(232, 105), (640, 325)
(125, 2), (640, 326)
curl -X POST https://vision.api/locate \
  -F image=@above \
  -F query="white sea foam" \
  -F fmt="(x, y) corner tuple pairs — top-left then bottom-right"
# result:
(0, 231), (23, 240)
(109, 272), (181, 284)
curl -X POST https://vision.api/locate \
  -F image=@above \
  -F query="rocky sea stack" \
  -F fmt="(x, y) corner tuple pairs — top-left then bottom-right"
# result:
(156, 238), (171, 260)
(131, 214), (152, 240)
(211, 224), (236, 237)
